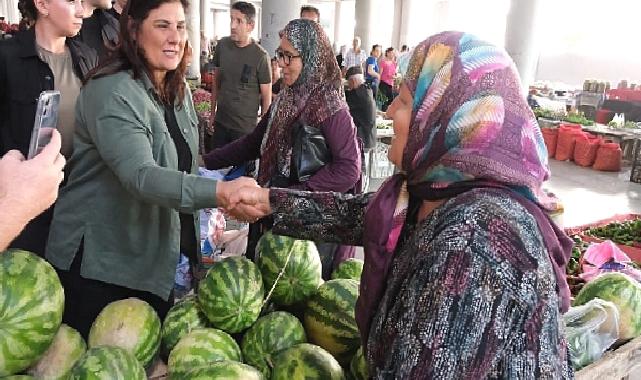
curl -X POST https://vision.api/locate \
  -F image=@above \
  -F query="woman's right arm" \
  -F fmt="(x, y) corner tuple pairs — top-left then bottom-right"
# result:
(270, 188), (373, 246)
(202, 110), (269, 169)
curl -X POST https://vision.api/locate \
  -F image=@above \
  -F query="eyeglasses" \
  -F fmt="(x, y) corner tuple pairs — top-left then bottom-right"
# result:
(275, 48), (301, 66)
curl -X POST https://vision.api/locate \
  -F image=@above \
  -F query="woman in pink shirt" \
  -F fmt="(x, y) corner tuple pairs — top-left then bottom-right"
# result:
(378, 47), (398, 111)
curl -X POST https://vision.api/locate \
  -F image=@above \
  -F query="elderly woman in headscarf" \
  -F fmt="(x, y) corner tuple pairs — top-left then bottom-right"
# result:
(228, 31), (574, 379)
(202, 19), (361, 277)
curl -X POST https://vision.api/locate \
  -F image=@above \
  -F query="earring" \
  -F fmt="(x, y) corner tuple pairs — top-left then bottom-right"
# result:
(42, 12), (48, 17)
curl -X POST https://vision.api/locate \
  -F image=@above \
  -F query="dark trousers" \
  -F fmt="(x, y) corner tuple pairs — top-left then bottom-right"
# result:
(366, 79), (378, 101)
(379, 81), (394, 111)
(56, 246), (173, 340)
(206, 122), (247, 150)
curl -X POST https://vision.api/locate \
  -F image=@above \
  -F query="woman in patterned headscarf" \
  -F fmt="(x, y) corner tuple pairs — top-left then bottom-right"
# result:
(231, 31), (573, 379)
(203, 19), (361, 276)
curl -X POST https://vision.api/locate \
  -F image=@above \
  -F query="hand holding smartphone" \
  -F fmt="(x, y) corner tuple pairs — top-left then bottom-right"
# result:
(27, 90), (61, 159)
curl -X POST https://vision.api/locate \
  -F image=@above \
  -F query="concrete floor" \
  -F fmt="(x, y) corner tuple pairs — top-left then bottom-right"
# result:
(367, 160), (641, 228)
(545, 160), (641, 228)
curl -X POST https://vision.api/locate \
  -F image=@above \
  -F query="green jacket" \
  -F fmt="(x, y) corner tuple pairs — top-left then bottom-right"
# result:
(46, 70), (218, 299)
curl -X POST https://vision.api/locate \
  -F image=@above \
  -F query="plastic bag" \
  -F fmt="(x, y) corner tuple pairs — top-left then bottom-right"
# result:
(593, 141), (622, 172)
(574, 133), (601, 167)
(555, 124), (583, 161)
(580, 240), (641, 282)
(541, 128), (559, 158)
(564, 298), (620, 370)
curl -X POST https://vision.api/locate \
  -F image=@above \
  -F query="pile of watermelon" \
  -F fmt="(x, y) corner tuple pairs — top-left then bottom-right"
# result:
(0, 231), (369, 380)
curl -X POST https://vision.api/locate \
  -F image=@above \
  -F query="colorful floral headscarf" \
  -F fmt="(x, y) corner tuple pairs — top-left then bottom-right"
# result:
(358, 31), (572, 347)
(257, 19), (347, 186)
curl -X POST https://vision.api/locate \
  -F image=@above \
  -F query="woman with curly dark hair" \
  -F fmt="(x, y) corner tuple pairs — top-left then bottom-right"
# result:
(45, 0), (252, 338)
(0, 0), (97, 256)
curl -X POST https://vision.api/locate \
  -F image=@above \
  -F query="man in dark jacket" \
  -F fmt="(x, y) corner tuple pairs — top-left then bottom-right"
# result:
(345, 66), (376, 192)
(78, 0), (122, 61)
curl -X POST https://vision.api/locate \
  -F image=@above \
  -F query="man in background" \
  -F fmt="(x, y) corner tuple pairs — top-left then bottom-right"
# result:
(78, 0), (124, 60)
(300, 5), (320, 22)
(345, 66), (376, 192)
(208, 1), (271, 151)
(341, 36), (367, 77)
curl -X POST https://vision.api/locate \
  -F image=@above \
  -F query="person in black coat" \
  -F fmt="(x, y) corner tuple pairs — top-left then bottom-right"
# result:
(345, 66), (376, 191)
(77, 0), (121, 61)
(0, 0), (98, 255)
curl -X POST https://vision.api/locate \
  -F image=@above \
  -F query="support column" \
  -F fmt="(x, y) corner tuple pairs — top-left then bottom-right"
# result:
(391, 0), (402, 49)
(260, 0), (302, 58)
(354, 0), (375, 54)
(333, 0), (342, 51)
(186, 0), (201, 79)
(505, 0), (542, 91)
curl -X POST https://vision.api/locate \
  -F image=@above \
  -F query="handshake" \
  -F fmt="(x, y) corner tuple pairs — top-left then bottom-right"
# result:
(215, 176), (272, 222)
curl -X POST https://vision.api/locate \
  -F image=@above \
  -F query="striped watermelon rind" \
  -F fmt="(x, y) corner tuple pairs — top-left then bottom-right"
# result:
(241, 311), (307, 377)
(160, 295), (208, 358)
(167, 327), (242, 379)
(304, 279), (360, 365)
(27, 324), (86, 380)
(271, 343), (345, 380)
(0, 250), (64, 376)
(198, 256), (265, 333)
(88, 298), (161, 368)
(350, 346), (368, 380)
(331, 258), (364, 281)
(256, 232), (323, 306)
(183, 360), (263, 380)
(573, 272), (641, 340)
(69, 345), (146, 380)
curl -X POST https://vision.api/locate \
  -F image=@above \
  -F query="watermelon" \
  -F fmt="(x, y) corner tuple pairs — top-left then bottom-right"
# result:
(27, 324), (86, 380)
(160, 295), (208, 358)
(198, 256), (264, 333)
(69, 346), (145, 380)
(271, 343), (345, 380)
(3, 376), (36, 380)
(182, 361), (263, 380)
(304, 279), (360, 364)
(88, 298), (161, 368)
(256, 232), (323, 306)
(167, 328), (242, 379)
(331, 258), (364, 281)
(0, 250), (64, 376)
(573, 272), (641, 340)
(241, 311), (307, 377)
(350, 346), (368, 380)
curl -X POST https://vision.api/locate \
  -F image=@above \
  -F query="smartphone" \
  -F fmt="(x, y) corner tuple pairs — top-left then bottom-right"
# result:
(27, 90), (61, 159)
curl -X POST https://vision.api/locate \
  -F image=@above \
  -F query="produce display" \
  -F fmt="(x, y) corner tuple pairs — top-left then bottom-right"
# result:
(160, 295), (208, 357)
(198, 256), (265, 333)
(573, 272), (641, 340)
(331, 258), (364, 280)
(584, 219), (641, 246)
(271, 343), (345, 380)
(256, 232), (323, 306)
(182, 361), (264, 380)
(69, 346), (146, 380)
(304, 279), (360, 364)
(27, 324), (86, 380)
(241, 311), (307, 377)
(167, 328), (242, 379)
(0, 250), (64, 377)
(88, 298), (161, 368)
